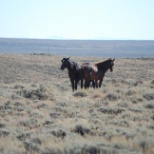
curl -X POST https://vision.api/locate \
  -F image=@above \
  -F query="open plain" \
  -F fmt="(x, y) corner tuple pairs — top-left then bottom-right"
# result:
(0, 54), (154, 154)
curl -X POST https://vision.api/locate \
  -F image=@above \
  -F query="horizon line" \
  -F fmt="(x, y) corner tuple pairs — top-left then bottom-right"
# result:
(0, 37), (154, 41)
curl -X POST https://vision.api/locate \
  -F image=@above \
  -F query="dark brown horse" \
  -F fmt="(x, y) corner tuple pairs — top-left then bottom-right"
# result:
(81, 58), (115, 88)
(61, 58), (81, 91)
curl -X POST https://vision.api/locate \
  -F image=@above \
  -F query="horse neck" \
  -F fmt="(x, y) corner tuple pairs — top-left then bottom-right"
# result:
(66, 61), (74, 72)
(96, 61), (109, 73)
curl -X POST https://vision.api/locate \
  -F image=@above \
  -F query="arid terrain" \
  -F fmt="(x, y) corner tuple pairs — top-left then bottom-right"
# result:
(0, 54), (154, 154)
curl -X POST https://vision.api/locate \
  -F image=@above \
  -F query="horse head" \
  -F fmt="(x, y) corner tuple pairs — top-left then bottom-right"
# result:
(108, 58), (115, 72)
(61, 57), (70, 70)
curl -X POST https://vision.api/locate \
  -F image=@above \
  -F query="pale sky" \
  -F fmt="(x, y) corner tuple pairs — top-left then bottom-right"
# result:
(0, 0), (154, 40)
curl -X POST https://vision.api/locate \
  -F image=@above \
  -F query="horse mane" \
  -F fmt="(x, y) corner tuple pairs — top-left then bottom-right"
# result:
(72, 61), (80, 71)
(68, 59), (80, 72)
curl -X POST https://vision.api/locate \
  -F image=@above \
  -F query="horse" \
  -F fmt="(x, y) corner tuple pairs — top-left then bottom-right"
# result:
(81, 58), (115, 88)
(61, 57), (81, 91)
(80, 63), (95, 89)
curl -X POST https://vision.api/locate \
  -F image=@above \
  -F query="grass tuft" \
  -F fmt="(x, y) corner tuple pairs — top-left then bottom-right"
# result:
(73, 91), (88, 97)
(0, 123), (5, 128)
(50, 129), (66, 139)
(151, 80), (154, 85)
(73, 125), (93, 136)
(145, 102), (154, 109)
(0, 129), (9, 137)
(17, 84), (48, 100)
(24, 141), (40, 153)
(143, 93), (154, 101)
(19, 118), (40, 129)
(105, 93), (120, 101)
(98, 107), (124, 115)
(17, 132), (30, 141)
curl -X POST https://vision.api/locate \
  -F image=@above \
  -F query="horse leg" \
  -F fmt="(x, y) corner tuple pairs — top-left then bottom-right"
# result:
(84, 80), (87, 89)
(92, 80), (95, 88)
(88, 80), (91, 88)
(84, 80), (86, 89)
(81, 79), (83, 89)
(70, 79), (75, 91)
(87, 80), (90, 88)
(95, 80), (98, 88)
(75, 79), (79, 90)
(99, 79), (103, 88)
(84, 80), (89, 89)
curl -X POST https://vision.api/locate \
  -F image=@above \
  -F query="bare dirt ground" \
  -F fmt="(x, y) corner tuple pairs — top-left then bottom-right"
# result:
(0, 54), (154, 154)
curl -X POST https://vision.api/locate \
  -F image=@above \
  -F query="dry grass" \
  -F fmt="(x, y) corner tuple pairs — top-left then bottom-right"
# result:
(0, 54), (154, 154)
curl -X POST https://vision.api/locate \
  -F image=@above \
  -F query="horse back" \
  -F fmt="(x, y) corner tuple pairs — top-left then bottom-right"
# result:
(92, 64), (98, 72)
(81, 63), (98, 80)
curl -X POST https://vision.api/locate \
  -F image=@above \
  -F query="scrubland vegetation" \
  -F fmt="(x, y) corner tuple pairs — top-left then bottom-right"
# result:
(0, 54), (154, 154)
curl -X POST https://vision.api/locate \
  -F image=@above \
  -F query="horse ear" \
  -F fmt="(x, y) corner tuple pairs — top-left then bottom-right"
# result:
(112, 58), (115, 61)
(61, 58), (64, 62)
(67, 57), (70, 60)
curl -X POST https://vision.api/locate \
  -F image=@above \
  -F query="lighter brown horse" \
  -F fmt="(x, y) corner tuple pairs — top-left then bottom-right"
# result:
(80, 63), (95, 89)
(81, 58), (115, 88)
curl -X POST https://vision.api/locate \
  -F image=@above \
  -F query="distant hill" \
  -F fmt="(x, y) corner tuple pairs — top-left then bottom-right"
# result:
(0, 38), (154, 58)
